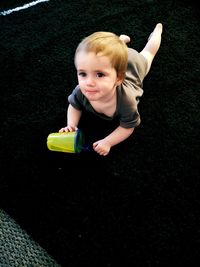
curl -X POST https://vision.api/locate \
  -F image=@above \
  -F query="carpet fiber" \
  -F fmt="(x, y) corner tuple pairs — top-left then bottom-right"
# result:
(0, 209), (61, 266)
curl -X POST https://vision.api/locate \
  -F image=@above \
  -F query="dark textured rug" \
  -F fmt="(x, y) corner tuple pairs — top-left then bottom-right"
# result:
(0, 209), (61, 266)
(0, 0), (199, 266)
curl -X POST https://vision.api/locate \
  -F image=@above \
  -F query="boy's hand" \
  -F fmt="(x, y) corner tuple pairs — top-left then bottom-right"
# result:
(93, 139), (111, 156)
(59, 126), (78, 132)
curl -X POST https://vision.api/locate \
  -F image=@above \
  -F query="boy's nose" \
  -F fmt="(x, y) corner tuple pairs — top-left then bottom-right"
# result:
(86, 76), (95, 86)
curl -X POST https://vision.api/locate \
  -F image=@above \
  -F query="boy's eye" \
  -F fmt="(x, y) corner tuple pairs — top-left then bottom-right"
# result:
(78, 72), (86, 77)
(96, 72), (105, 78)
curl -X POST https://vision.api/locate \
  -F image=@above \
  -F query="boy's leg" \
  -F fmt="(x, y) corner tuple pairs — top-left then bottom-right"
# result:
(119, 34), (130, 44)
(140, 23), (163, 74)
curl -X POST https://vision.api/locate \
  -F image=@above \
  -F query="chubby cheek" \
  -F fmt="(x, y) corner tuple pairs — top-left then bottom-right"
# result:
(77, 76), (82, 84)
(77, 79), (85, 89)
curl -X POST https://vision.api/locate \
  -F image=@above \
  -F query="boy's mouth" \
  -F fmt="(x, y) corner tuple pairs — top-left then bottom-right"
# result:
(85, 89), (98, 94)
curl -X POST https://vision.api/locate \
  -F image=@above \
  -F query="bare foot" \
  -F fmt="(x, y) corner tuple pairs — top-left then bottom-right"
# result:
(119, 34), (131, 43)
(148, 23), (163, 40)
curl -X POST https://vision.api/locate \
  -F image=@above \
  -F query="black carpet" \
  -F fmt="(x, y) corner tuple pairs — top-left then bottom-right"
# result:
(0, 0), (200, 266)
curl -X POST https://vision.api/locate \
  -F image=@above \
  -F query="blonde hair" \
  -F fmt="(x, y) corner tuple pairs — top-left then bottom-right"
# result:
(74, 31), (128, 80)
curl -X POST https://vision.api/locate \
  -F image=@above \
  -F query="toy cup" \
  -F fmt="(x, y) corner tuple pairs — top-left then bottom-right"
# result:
(47, 129), (85, 153)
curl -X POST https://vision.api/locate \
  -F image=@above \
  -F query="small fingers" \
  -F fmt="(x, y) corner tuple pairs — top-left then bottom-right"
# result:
(59, 126), (75, 132)
(93, 143), (109, 156)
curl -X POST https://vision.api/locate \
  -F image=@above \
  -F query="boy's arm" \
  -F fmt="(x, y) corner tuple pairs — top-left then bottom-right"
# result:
(59, 104), (82, 132)
(93, 126), (134, 156)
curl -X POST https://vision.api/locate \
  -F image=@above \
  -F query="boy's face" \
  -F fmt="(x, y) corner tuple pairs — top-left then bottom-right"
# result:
(75, 51), (123, 102)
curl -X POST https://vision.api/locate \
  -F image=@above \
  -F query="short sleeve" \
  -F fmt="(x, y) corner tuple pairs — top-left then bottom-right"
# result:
(119, 94), (141, 129)
(68, 85), (84, 110)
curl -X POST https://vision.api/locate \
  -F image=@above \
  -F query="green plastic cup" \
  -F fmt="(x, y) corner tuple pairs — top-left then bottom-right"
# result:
(47, 130), (84, 153)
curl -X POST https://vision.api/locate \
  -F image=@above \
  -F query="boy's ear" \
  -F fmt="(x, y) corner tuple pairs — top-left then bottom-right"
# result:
(116, 73), (124, 85)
